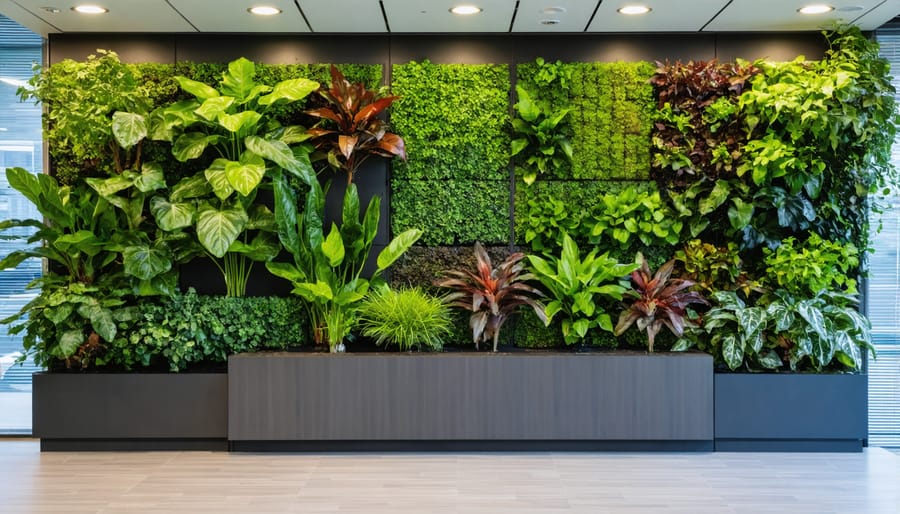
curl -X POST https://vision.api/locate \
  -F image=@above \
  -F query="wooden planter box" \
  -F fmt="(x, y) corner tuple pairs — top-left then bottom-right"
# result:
(228, 352), (714, 451)
(714, 373), (867, 452)
(33, 372), (228, 451)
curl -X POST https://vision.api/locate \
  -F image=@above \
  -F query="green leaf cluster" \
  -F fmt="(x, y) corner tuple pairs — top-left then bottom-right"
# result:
(527, 234), (638, 345)
(391, 60), (510, 181)
(588, 187), (682, 248)
(510, 84), (573, 185)
(107, 290), (307, 371)
(762, 233), (859, 296)
(391, 180), (509, 246)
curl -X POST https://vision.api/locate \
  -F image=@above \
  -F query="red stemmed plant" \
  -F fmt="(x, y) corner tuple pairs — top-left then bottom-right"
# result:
(436, 242), (547, 352)
(615, 254), (708, 352)
(305, 65), (407, 183)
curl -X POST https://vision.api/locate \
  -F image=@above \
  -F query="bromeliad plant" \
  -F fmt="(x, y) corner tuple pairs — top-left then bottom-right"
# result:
(437, 242), (547, 352)
(266, 164), (421, 352)
(527, 234), (638, 346)
(305, 64), (406, 184)
(615, 254), (708, 352)
(150, 57), (320, 296)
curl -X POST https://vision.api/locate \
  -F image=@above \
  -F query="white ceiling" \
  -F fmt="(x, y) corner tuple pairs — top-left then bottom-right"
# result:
(0, 0), (898, 37)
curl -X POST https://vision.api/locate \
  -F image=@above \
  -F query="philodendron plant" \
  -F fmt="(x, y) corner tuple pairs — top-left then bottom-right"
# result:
(145, 57), (320, 296)
(266, 165), (421, 352)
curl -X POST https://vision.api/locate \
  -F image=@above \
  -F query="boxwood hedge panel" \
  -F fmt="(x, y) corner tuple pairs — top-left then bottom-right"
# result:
(391, 180), (510, 246)
(391, 60), (510, 181)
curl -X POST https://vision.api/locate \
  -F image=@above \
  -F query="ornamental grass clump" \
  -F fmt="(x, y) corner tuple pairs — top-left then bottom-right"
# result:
(358, 286), (452, 352)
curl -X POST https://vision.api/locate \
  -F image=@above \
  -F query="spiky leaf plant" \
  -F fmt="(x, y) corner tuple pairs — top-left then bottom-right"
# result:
(358, 286), (452, 352)
(436, 242), (547, 352)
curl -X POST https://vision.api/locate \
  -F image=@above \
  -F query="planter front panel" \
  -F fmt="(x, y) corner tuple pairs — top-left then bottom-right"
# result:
(714, 373), (867, 451)
(33, 373), (228, 439)
(228, 353), (713, 441)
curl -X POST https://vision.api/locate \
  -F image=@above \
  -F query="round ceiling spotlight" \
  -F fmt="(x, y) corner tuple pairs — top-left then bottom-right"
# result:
(797, 4), (834, 14)
(72, 5), (108, 14)
(540, 7), (567, 14)
(248, 6), (282, 15)
(617, 5), (651, 15)
(450, 5), (483, 15)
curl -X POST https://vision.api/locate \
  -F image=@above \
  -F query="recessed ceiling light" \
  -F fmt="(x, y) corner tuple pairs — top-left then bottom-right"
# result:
(248, 6), (282, 15)
(798, 4), (834, 14)
(72, 5), (108, 14)
(617, 5), (651, 15)
(450, 5), (482, 15)
(541, 7), (567, 14)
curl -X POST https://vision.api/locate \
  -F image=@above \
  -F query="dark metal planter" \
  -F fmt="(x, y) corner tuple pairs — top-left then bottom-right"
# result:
(33, 372), (228, 451)
(228, 352), (714, 452)
(714, 372), (867, 452)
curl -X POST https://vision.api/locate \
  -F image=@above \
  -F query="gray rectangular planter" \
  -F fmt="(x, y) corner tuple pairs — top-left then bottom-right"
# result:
(33, 372), (228, 451)
(228, 352), (714, 451)
(714, 373), (867, 452)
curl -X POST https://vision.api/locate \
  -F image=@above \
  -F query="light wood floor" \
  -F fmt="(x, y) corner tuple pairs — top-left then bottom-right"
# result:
(0, 440), (898, 513)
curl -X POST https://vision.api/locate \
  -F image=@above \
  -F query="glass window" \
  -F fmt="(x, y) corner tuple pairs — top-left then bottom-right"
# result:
(0, 14), (42, 435)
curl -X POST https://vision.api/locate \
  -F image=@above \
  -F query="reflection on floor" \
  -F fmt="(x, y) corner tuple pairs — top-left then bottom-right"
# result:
(0, 440), (897, 513)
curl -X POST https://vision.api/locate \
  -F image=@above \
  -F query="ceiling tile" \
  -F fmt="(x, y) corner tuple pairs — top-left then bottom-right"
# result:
(704, 0), (886, 32)
(588, 0), (729, 32)
(0, 0), (59, 35)
(298, 0), (387, 32)
(382, 0), (517, 33)
(512, 0), (599, 32)
(168, 0), (308, 32)
(849, 0), (900, 30)
(13, 0), (195, 33)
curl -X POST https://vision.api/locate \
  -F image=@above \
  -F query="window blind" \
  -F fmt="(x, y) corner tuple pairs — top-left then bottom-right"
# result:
(868, 28), (900, 447)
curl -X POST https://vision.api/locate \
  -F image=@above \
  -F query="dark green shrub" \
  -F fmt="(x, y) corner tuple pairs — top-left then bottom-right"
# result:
(391, 180), (509, 246)
(390, 245), (515, 290)
(103, 290), (308, 371)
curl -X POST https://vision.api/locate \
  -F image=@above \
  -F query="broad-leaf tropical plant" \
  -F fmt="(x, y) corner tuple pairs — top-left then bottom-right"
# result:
(527, 234), (637, 346)
(0, 167), (139, 368)
(615, 254), (708, 352)
(150, 57), (319, 296)
(266, 165), (421, 352)
(306, 64), (406, 184)
(510, 84), (573, 185)
(437, 242), (547, 352)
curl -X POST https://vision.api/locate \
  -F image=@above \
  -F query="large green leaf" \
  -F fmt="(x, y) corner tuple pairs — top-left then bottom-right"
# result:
(321, 224), (345, 267)
(55, 230), (104, 257)
(225, 151), (266, 197)
(150, 196), (194, 231)
(245, 135), (296, 170)
(722, 333), (743, 370)
(170, 173), (212, 201)
(196, 205), (248, 258)
(736, 306), (767, 338)
(111, 111), (148, 150)
(86, 175), (133, 197)
(204, 159), (235, 201)
(272, 169), (299, 256)
(78, 302), (116, 342)
(219, 111), (262, 134)
(6, 167), (42, 208)
(265, 261), (305, 283)
(195, 96), (236, 122)
(57, 330), (83, 358)
(292, 281), (334, 302)
(375, 228), (422, 272)
(361, 194), (381, 248)
(258, 78), (319, 106)
(727, 197), (754, 231)
(134, 162), (166, 193)
(767, 301), (795, 332)
(229, 232), (280, 262)
(220, 57), (258, 102)
(176, 76), (220, 100)
(515, 85), (540, 122)
(123, 242), (172, 280)
(797, 300), (828, 341)
(173, 132), (215, 162)
(699, 180), (731, 215)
